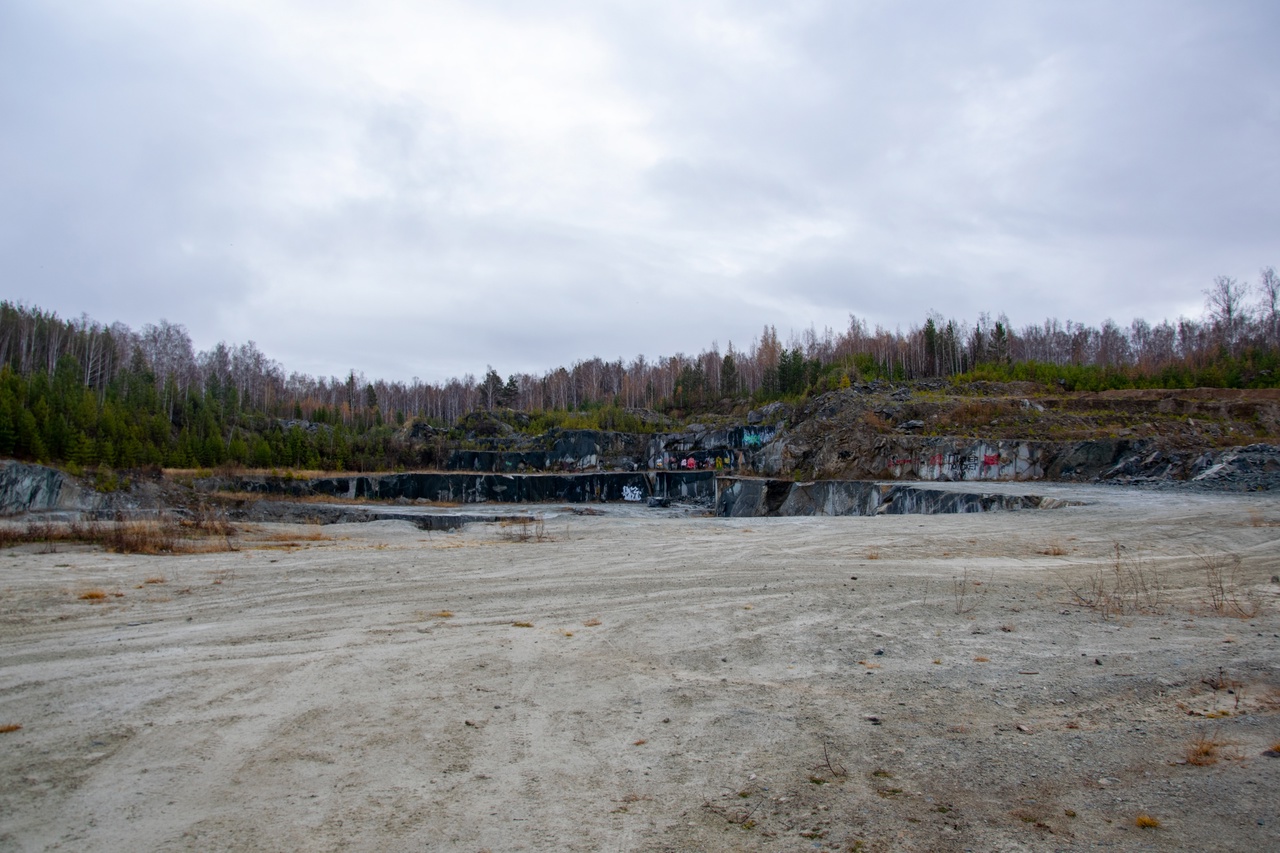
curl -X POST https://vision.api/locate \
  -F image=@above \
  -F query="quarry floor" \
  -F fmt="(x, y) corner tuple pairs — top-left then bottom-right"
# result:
(2, 485), (1280, 852)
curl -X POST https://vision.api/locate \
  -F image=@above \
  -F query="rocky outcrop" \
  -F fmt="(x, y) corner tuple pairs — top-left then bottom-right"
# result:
(446, 429), (653, 472)
(225, 502), (518, 530)
(715, 477), (1068, 518)
(1102, 443), (1280, 491)
(201, 470), (717, 505)
(0, 461), (100, 516)
(772, 434), (1139, 483)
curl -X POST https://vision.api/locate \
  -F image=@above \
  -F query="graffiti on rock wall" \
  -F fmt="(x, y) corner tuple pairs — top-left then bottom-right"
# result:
(622, 485), (644, 502)
(741, 426), (777, 448)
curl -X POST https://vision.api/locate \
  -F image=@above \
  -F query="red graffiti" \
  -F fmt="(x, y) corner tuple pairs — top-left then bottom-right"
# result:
(982, 454), (999, 466)
(891, 458), (913, 467)
(929, 454), (944, 466)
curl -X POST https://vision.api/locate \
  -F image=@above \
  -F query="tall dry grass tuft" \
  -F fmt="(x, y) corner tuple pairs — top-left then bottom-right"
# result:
(1184, 731), (1228, 766)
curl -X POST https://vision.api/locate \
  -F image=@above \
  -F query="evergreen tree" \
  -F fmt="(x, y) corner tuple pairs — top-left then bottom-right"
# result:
(720, 353), (739, 396)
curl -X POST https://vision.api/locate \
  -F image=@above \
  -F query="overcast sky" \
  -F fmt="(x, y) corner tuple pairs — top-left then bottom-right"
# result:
(2, 1), (1277, 383)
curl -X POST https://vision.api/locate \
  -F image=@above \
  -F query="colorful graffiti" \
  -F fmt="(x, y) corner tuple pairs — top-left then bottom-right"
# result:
(741, 427), (777, 448)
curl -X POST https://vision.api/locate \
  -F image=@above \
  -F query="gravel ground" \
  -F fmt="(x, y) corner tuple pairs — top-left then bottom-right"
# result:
(2, 484), (1279, 852)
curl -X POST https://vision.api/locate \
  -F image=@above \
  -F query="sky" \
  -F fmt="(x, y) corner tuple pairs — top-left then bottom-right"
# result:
(2, 1), (1278, 383)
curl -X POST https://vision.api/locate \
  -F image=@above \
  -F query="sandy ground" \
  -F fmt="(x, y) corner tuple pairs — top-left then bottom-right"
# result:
(2, 484), (1279, 853)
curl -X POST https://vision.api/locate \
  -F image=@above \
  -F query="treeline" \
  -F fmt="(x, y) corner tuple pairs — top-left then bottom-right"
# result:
(0, 354), (412, 473)
(1, 267), (1277, 470)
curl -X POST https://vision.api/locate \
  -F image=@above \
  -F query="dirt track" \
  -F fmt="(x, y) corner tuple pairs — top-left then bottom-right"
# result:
(2, 485), (1279, 852)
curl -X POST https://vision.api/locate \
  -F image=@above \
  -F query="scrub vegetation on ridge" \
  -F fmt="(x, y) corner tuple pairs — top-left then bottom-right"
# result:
(0, 267), (1277, 474)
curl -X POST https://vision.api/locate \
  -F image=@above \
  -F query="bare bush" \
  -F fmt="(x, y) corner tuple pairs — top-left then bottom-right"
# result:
(1197, 551), (1259, 618)
(1066, 543), (1165, 619)
(499, 515), (547, 543)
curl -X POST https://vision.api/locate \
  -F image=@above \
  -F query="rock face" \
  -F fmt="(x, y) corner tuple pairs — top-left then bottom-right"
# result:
(0, 461), (98, 516)
(1101, 443), (1280, 491)
(443, 426), (782, 474)
(205, 470), (717, 505)
(715, 477), (1065, 518)
(778, 434), (1139, 482)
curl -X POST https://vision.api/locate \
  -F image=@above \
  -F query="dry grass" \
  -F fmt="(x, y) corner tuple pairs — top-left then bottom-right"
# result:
(78, 589), (108, 601)
(583, 617), (602, 627)
(973, 656), (990, 663)
(1135, 813), (1160, 828)
(143, 576), (166, 585)
(255, 529), (331, 543)
(431, 610), (455, 618)
(499, 516), (548, 543)
(938, 400), (1003, 432)
(865, 548), (881, 560)
(0, 512), (237, 556)
(1184, 731), (1229, 766)
(1038, 542), (1069, 556)
(0, 723), (22, 733)
(862, 411), (892, 431)
(512, 621), (534, 628)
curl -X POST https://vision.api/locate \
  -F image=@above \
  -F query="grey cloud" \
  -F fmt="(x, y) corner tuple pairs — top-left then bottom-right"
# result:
(2, 1), (1277, 382)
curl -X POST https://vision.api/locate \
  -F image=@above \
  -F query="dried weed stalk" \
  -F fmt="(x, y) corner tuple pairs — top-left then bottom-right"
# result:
(1196, 551), (1259, 618)
(952, 568), (978, 614)
(499, 515), (548, 543)
(1066, 543), (1165, 619)
(818, 740), (847, 778)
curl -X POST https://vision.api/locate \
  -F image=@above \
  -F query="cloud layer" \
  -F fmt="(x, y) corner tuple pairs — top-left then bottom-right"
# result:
(3, 0), (1277, 381)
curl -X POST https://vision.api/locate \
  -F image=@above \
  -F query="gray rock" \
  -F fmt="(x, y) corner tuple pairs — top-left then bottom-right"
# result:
(0, 461), (100, 516)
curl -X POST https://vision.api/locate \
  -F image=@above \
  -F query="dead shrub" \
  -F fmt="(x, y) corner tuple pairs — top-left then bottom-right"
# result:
(0, 723), (22, 733)
(1066, 543), (1165, 619)
(952, 568), (978, 614)
(499, 515), (547, 543)
(78, 589), (108, 601)
(1197, 551), (1259, 618)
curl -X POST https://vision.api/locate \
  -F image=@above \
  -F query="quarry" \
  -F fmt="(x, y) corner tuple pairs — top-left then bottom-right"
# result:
(2, 383), (1280, 851)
